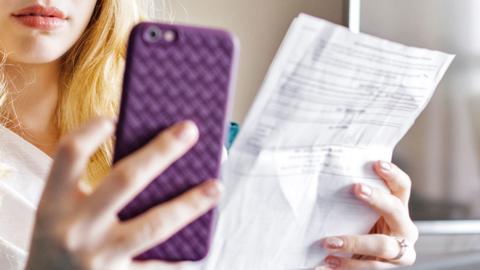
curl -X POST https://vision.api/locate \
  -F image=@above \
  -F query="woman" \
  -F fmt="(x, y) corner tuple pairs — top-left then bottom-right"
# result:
(0, 0), (418, 269)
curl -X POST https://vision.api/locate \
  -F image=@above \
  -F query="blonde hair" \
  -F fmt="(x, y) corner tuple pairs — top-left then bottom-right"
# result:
(1, 0), (158, 188)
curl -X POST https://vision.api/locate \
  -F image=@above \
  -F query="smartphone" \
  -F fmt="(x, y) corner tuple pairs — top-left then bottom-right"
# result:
(113, 22), (239, 261)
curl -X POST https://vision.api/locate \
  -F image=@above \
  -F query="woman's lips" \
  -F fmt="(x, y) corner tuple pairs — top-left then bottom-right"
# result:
(11, 5), (67, 31)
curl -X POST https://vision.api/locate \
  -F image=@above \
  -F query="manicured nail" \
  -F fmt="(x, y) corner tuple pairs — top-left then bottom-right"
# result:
(173, 121), (198, 142)
(325, 256), (341, 269)
(379, 161), (392, 172)
(202, 180), (222, 198)
(359, 184), (372, 197)
(325, 237), (344, 249)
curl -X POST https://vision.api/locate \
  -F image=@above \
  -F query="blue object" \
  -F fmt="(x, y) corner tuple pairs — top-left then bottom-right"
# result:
(227, 122), (240, 150)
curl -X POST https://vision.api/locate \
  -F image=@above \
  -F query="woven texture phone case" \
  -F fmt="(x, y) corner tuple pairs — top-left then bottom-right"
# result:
(114, 23), (238, 261)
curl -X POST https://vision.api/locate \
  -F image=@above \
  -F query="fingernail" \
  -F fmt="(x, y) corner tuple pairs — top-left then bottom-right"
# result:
(379, 161), (392, 172)
(325, 256), (341, 269)
(359, 184), (372, 197)
(173, 121), (198, 142)
(202, 180), (222, 198)
(325, 237), (344, 249)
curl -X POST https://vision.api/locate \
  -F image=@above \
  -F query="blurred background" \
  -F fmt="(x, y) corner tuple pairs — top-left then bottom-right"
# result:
(157, 0), (480, 263)
(158, 0), (343, 123)
(161, 0), (480, 221)
(361, 0), (480, 221)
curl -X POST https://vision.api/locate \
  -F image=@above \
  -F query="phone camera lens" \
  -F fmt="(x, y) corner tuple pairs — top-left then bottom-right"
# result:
(144, 26), (162, 43)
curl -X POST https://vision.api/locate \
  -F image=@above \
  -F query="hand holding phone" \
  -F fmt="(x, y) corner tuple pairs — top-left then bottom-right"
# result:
(26, 119), (222, 270)
(113, 22), (239, 261)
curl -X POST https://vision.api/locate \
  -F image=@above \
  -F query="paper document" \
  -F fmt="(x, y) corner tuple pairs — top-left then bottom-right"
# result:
(206, 14), (454, 270)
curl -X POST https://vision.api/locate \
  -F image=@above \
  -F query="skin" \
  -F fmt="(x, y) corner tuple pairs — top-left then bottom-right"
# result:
(0, 0), (97, 155)
(318, 162), (418, 269)
(2, 1), (223, 269)
(26, 119), (222, 270)
(0, 0), (418, 269)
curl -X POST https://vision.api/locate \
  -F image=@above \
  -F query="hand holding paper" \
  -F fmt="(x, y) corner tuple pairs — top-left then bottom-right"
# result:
(205, 14), (454, 270)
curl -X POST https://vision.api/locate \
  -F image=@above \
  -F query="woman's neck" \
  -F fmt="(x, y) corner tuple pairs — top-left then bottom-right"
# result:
(4, 60), (61, 157)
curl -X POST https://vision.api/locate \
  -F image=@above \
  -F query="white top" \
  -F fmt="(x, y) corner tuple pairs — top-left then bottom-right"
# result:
(0, 125), (52, 270)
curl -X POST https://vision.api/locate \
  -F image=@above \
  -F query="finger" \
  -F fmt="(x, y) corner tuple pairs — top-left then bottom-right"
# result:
(42, 118), (115, 203)
(324, 234), (398, 260)
(323, 256), (397, 269)
(353, 183), (418, 240)
(373, 161), (412, 205)
(324, 234), (416, 263)
(84, 120), (199, 220)
(109, 180), (221, 256)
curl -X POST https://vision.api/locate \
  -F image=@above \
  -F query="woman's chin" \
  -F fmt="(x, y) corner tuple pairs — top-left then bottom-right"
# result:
(3, 45), (65, 65)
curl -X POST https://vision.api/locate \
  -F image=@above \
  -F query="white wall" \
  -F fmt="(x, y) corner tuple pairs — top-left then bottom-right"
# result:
(361, 0), (480, 220)
(157, 0), (344, 123)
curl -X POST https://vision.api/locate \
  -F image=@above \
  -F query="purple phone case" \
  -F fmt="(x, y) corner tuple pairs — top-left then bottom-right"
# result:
(113, 22), (238, 261)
